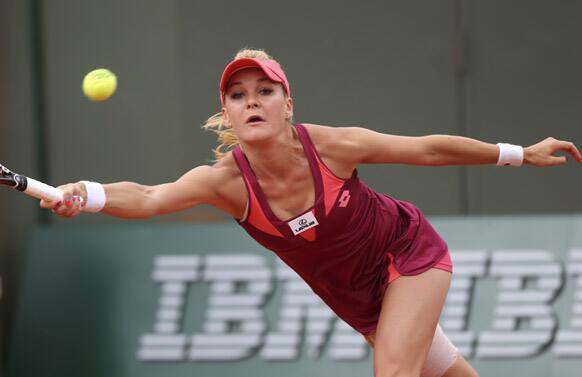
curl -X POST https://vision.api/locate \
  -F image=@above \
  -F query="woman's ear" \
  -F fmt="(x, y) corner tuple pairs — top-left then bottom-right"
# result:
(221, 108), (230, 128)
(285, 97), (294, 121)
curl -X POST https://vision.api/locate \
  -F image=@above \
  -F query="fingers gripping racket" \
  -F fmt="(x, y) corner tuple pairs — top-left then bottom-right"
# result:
(0, 163), (63, 202)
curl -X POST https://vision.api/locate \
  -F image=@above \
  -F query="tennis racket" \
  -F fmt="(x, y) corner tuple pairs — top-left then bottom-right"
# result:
(0, 163), (63, 202)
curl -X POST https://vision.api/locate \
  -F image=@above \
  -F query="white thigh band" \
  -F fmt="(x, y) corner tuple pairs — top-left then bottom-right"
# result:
(420, 324), (459, 377)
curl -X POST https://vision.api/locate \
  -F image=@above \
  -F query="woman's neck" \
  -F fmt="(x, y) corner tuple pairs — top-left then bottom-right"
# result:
(240, 125), (304, 180)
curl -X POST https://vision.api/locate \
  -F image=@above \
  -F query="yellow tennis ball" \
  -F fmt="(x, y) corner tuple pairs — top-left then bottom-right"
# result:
(82, 68), (117, 101)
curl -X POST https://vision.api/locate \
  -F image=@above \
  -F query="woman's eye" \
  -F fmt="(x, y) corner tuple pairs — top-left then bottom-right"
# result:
(230, 92), (243, 100)
(259, 88), (273, 95)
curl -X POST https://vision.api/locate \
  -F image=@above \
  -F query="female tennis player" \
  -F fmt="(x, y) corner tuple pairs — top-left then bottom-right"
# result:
(41, 49), (581, 377)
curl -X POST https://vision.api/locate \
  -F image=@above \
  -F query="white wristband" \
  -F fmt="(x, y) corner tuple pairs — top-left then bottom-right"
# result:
(80, 181), (106, 212)
(496, 143), (524, 167)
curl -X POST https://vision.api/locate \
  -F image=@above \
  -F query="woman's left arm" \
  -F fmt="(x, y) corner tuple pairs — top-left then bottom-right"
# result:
(331, 127), (582, 167)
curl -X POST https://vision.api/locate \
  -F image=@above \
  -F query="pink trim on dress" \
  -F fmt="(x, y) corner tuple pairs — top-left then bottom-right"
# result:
(318, 162), (345, 216)
(299, 129), (347, 216)
(387, 251), (452, 284)
(299, 227), (316, 241)
(242, 175), (284, 238)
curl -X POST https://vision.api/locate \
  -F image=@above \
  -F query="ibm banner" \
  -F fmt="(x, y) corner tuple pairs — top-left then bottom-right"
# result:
(9, 216), (582, 377)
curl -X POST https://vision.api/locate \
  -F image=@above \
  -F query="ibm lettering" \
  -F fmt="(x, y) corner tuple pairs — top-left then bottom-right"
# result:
(137, 249), (582, 362)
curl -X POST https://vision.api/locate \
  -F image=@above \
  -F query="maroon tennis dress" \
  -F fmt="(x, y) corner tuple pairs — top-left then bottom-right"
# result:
(232, 124), (451, 335)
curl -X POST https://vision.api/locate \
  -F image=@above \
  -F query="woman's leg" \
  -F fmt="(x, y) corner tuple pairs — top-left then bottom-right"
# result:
(365, 268), (479, 376)
(372, 268), (450, 377)
(365, 324), (479, 377)
(441, 356), (479, 377)
(422, 325), (479, 377)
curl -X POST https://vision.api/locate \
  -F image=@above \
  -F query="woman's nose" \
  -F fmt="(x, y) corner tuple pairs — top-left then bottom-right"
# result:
(246, 96), (259, 108)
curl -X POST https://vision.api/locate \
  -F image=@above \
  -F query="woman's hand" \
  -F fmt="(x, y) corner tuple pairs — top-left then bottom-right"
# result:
(39, 182), (87, 218)
(524, 137), (582, 167)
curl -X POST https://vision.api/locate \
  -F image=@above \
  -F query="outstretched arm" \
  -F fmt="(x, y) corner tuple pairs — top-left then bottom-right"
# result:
(324, 126), (582, 167)
(40, 165), (224, 219)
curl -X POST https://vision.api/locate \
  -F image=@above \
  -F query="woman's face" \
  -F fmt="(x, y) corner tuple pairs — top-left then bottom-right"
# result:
(222, 68), (293, 144)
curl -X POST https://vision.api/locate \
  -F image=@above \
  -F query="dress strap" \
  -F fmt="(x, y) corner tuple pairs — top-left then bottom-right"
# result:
(294, 124), (325, 219)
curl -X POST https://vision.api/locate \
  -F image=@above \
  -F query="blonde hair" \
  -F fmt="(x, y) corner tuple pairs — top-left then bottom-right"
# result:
(202, 48), (281, 160)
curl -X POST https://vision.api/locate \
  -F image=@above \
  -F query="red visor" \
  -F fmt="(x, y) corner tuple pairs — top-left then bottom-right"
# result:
(219, 58), (290, 105)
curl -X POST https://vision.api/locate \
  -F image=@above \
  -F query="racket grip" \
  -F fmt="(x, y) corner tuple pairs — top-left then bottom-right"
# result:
(24, 177), (64, 202)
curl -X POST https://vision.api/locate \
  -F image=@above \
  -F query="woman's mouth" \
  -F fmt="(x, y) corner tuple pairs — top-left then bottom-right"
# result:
(246, 115), (265, 125)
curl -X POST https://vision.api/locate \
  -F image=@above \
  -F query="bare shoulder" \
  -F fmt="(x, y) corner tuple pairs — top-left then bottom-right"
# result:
(210, 152), (242, 179)
(302, 123), (363, 153)
(150, 154), (246, 219)
(177, 159), (234, 189)
(208, 152), (247, 217)
(300, 123), (364, 175)
(207, 153), (245, 194)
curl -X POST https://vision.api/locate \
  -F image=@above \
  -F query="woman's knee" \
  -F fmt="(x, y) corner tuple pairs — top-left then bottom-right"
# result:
(373, 362), (415, 377)
(373, 363), (418, 377)
(373, 345), (423, 377)
(440, 355), (480, 377)
(373, 352), (478, 377)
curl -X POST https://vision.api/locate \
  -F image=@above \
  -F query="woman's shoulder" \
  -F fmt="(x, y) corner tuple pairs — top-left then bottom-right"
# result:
(211, 151), (243, 181)
(208, 151), (247, 217)
(301, 122), (363, 141)
(300, 123), (363, 156)
(179, 152), (243, 197)
(299, 123), (361, 177)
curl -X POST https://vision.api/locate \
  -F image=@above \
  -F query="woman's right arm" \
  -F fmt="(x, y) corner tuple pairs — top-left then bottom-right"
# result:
(41, 164), (225, 219)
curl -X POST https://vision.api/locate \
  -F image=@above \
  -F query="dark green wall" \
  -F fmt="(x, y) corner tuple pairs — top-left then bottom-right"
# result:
(0, 1), (42, 374)
(34, 0), (582, 218)
(7, 0), (580, 219)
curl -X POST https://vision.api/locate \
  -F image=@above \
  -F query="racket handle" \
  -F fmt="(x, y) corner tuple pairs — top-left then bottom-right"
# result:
(23, 177), (64, 202)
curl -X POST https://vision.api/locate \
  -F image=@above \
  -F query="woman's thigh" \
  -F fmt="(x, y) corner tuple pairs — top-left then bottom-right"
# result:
(372, 268), (452, 376)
